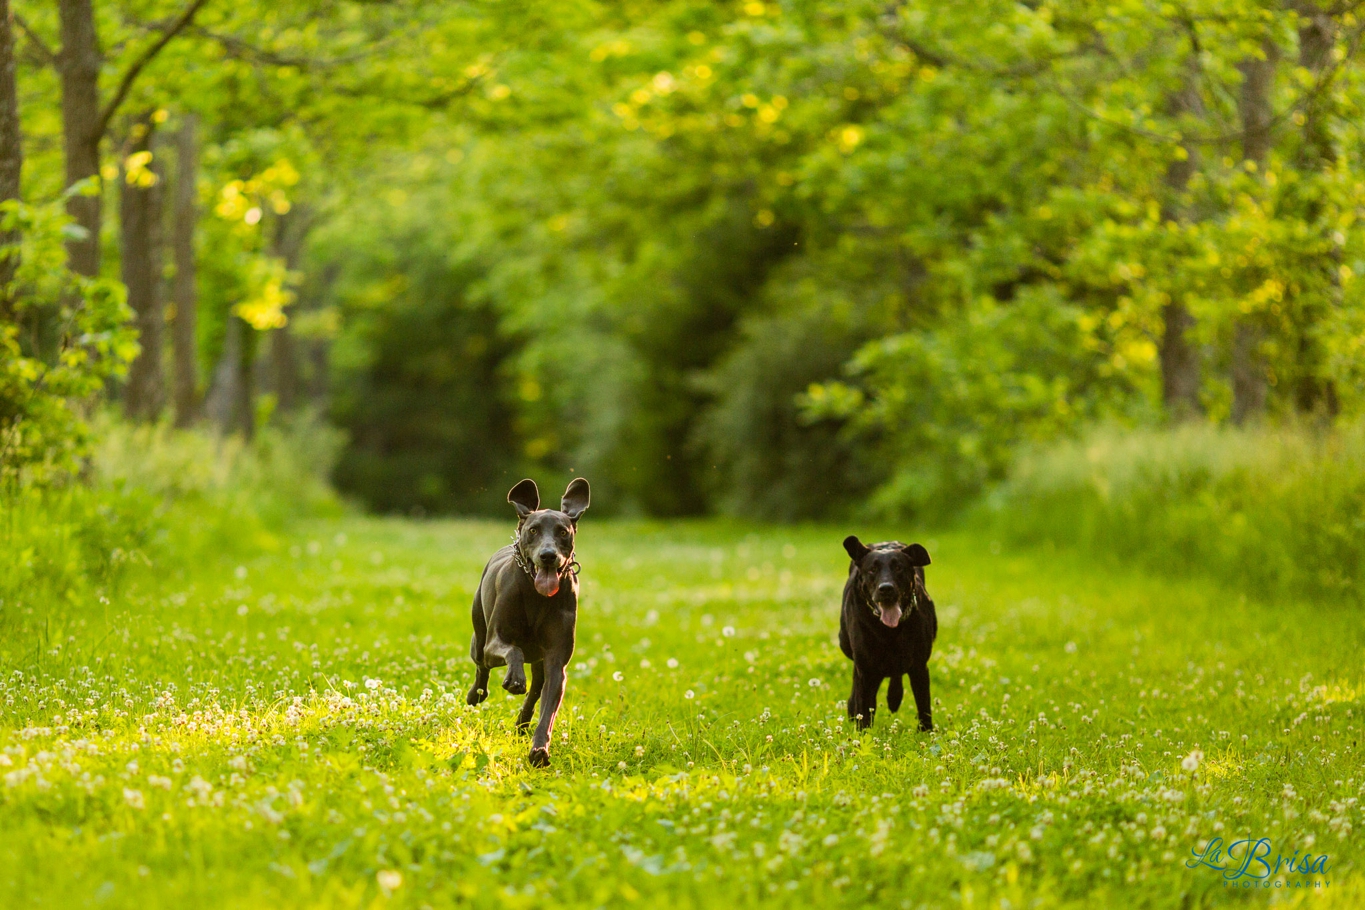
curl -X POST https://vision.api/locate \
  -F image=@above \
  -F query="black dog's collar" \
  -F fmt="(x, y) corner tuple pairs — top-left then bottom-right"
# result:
(511, 527), (581, 583)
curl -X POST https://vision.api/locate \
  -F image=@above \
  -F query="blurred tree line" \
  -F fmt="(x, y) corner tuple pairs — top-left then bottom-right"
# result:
(4, 0), (1365, 518)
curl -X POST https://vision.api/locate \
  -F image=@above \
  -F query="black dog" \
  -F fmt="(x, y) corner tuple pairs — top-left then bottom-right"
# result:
(838, 536), (937, 731)
(467, 478), (589, 766)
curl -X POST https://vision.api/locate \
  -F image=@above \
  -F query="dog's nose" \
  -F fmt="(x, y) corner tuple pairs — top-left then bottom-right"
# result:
(877, 582), (896, 601)
(537, 550), (558, 566)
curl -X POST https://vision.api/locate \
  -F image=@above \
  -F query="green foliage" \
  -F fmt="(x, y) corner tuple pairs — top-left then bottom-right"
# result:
(986, 422), (1365, 602)
(695, 287), (879, 520)
(0, 414), (342, 636)
(1, 516), (1361, 906)
(291, 0), (1365, 518)
(0, 194), (136, 483)
(319, 194), (518, 515)
(806, 290), (1152, 518)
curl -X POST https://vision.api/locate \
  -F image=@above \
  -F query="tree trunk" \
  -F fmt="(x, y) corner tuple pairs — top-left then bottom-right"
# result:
(270, 319), (299, 415)
(1290, 3), (1339, 417)
(206, 313), (256, 440)
(0, 0), (21, 309)
(57, 0), (102, 277)
(120, 112), (165, 421)
(1230, 322), (1268, 423)
(237, 319), (256, 440)
(1230, 41), (1278, 424)
(1158, 65), (1204, 421)
(1160, 299), (1201, 419)
(268, 210), (307, 415)
(171, 113), (199, 427)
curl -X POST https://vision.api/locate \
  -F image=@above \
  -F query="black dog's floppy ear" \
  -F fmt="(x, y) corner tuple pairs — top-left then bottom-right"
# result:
(901, 543), (931, 566)
(561, 478), (590, 521)
(843, 535), (869, 562)
(508, 479), (540, 518)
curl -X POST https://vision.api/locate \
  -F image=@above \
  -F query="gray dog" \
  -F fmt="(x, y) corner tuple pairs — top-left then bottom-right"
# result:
(467, 477), (589, 766)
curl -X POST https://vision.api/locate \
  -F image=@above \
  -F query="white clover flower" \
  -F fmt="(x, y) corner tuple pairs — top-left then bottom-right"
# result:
(237, 605), (248, 616)
(807, 678), (821, 688)
(666, 658), (679, 669)
(685, 690), (695, 700)
(124, 788), (145, 809)
(376, 870), (402, 891)
(722, 626), (736, 637)
(365, 678), (382, 691)
(640, 659), (651, 668)
(612, 671), (624, 682)
(1181, 749), (1203, 772)
(1064, 641), (1077, 654)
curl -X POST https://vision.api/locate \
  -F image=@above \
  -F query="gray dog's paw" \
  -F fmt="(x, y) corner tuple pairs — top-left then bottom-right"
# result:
(503, 674), (527, 695)
(528, 747), (551, 768)
(466, 685), (487, 706)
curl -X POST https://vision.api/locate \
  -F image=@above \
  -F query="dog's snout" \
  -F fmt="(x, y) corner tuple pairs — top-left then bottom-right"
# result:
(537, 549), (559, 566)
(876, 582), (896, 601)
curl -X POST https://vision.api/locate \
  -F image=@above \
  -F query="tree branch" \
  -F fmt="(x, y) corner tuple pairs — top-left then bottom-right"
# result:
(188, 24), (382, 69)
(96, 0), (210, 139)
(12, 12), (58, 67)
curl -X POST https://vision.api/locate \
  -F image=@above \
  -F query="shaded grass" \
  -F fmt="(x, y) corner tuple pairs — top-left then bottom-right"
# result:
(0, 516), (1361, 908)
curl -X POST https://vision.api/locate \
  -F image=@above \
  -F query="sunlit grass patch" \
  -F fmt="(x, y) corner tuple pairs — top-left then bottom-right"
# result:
(0, 517), (1361, 907)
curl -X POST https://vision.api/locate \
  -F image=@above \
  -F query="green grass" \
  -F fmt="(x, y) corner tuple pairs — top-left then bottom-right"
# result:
(1, 517), (1361, 908)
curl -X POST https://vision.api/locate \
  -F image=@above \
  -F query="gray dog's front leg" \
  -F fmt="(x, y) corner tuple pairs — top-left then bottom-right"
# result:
(502, 647), (527, 694)
(484, 635), (528, 695)
(529, 655), (567, 766)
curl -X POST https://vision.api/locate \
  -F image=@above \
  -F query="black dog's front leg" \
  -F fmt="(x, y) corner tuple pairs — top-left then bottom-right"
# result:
(517, 661), (545, 733)
(908, 663), (933, 732)
(848, 666), (881, 730)
(529, 654), (567, 766)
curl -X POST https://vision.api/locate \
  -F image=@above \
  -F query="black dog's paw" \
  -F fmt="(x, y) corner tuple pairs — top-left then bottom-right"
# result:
(528, 747), (551, 767)
(847, 706), (874, 730)
(918, 720), (934, 733)
(466, 685), (487, 706)
(503, 674), (527, 696)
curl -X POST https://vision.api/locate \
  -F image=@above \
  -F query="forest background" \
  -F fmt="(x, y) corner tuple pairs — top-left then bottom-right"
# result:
(3, 0), (1365, 602)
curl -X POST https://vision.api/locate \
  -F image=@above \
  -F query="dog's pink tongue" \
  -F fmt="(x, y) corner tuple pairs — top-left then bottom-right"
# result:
(534, 566), (560, 598)
(879, 605), (902, 628)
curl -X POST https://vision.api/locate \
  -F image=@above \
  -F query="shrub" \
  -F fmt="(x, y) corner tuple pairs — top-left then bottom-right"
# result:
(985, 422), (1365, 602)
(0, 414), (343, 636)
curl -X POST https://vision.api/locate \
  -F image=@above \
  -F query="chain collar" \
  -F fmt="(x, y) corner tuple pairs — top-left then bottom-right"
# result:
(512, 525), (581, 583)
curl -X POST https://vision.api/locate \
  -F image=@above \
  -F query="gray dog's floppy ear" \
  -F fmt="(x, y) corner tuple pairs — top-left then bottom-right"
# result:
(901, 543), (931, 566)
(843, 535), (869, 562)
(561, 478), (590, 521)
(508, 479), (540, 518)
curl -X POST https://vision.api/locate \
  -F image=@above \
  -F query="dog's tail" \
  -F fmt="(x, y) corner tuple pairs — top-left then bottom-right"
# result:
(887, 675), (904, 713)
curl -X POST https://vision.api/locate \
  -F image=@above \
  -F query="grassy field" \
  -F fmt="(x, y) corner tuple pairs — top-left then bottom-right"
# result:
(0, 516), (1360, 908)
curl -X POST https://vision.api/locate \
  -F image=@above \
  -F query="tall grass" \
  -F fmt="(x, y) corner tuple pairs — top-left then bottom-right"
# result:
(983, 421), (1365, 602)
(0, 414), (344, 636)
